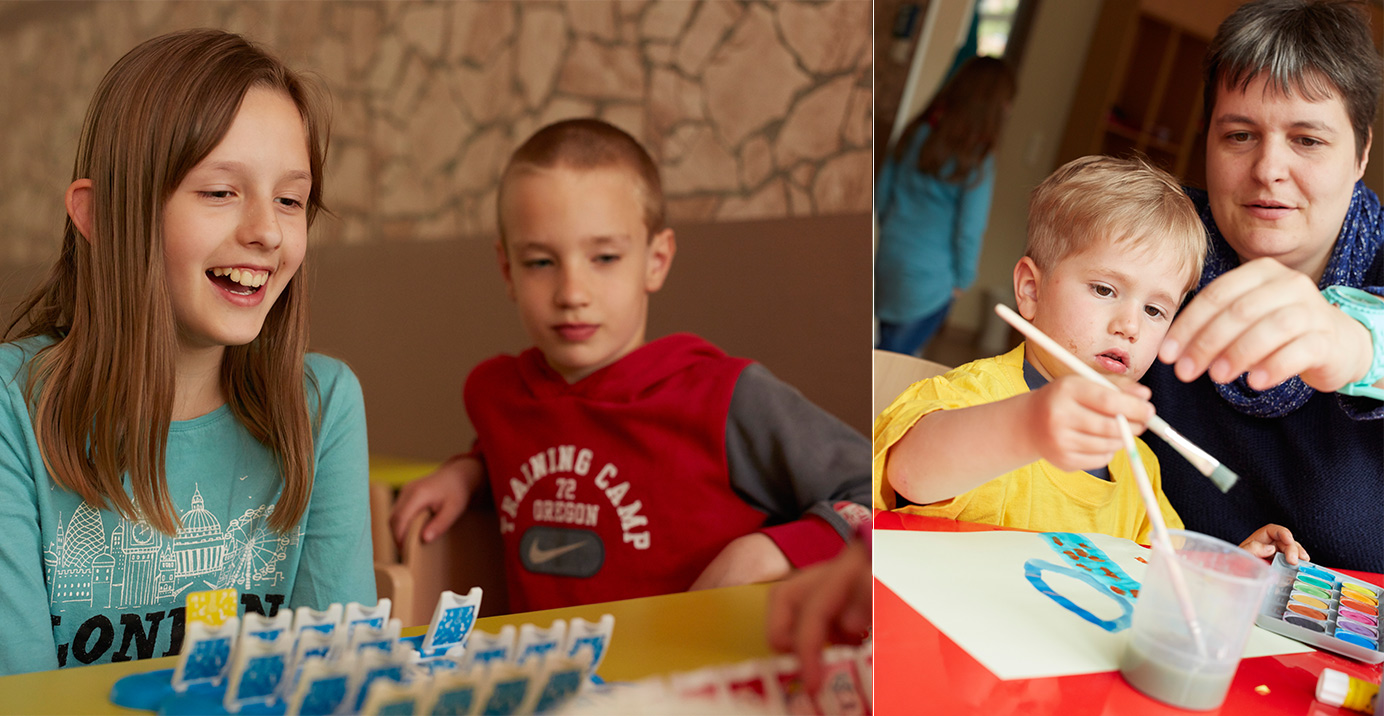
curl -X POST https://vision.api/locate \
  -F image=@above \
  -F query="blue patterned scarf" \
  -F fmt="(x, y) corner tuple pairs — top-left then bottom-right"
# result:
(1188, 181), (1383, 418)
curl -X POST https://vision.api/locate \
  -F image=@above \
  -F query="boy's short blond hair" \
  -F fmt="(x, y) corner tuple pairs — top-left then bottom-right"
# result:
(497, 118), (663, 245)
(1027, 155), (1206, 295)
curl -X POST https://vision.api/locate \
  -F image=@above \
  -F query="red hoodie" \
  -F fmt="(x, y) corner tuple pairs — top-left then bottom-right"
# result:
(467, 334), (799, 611)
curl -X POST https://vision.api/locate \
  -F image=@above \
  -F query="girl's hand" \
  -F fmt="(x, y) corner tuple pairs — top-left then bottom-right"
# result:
(1159, 258), (1374, 392)
(1240, 523), (1309, 565)
(1025, 376), (1155, 472)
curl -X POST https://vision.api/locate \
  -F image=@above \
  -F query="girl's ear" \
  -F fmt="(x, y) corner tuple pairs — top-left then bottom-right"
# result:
(66, 179), (94, 243)
(1014, 256), (1042, 321)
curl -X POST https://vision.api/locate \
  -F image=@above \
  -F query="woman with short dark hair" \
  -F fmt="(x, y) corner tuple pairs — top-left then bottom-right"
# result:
(1145, 0), (1384, 572)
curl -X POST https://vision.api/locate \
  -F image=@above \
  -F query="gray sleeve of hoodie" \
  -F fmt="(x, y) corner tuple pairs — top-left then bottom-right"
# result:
(724, 363), (872, 539)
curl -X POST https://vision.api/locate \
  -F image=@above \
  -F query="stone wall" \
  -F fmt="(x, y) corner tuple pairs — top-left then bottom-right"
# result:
(0, 0), (871, 264)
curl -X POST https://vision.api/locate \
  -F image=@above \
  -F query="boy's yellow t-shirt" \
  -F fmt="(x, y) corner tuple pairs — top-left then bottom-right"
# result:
(872, 344), (1183, 545)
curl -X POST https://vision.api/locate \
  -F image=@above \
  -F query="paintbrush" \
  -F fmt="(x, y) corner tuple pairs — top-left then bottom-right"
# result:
(995, 304), (1238, 492)
(1116, 413), (1209, 657)
(992, 303), (1209, 655)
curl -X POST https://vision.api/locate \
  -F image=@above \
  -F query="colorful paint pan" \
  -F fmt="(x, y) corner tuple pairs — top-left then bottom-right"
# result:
(1340, 599), (1379, 617)
(1295, 574), (1333, 592)
(1340, 608), (1379, 628)
(1294, 583), (1331, 601)
(1286, 604), (1328, 621)
(1336, 632), (1378, 650)
(1298, 566), (1337, 584)
(1289, 592), (1330, 611)
(1256, 555), (1383, 664)
(1341, 583), (1380, 602)
(1347, 592), (1380, 608)
(1283, 614), (1326, 633)
(1337, 620), (1379, 640)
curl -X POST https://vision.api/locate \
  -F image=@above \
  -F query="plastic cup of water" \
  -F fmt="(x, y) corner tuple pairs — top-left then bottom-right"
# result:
(1119, 530), (1271, 710)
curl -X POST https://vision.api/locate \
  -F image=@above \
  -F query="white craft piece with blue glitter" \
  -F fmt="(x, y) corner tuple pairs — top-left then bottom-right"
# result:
(351, 642), (412, 712)
(516, 620), (567, 665)
(420, 587), (483, 655)
(292, 603), (343, 640)
(358, 672), (426, 716)
(479, 659), (541, 715)
(221, 628), (292, 712)
(409, 645), (465, 675)
(283, 627), (342, 697)
(460, 625), (517, 670)
(563, 615), (614, 676)
(283, 655), (356, 716)
(530, 651), (593, 714)
(108, 595), (621, 714)
(343, 598), (392, 638)
(347, 618), (402, 655)
(172, 616), (240, 691)
(240, 609), (294, 643)
(421, 665), (490, 716)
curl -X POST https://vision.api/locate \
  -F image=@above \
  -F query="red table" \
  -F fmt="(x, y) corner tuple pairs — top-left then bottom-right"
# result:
(873, 511), (1383, 715)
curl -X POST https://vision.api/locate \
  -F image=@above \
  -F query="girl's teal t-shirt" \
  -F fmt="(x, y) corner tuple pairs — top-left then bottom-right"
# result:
(0, 337), (374, 675)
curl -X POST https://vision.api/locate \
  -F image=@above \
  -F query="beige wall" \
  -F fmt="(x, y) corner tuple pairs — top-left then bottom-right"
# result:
(0, 0), (870, 266)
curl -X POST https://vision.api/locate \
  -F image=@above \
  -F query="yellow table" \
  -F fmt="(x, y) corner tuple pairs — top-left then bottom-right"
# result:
(0, 583), (775, 715)
(368, 455), (439, 489)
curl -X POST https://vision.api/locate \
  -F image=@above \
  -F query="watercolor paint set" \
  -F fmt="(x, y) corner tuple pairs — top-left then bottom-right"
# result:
(1254, 553), (1383, 664)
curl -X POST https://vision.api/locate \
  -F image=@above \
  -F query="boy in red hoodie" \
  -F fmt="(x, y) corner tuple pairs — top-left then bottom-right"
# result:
(390, 119), (871, 612)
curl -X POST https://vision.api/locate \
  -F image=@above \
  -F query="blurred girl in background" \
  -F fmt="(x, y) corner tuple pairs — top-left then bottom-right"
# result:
(875, 56), (1016, 357)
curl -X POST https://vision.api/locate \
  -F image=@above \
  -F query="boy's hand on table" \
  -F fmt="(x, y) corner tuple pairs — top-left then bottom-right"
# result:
(1240, 523), (1310, 565)
(1026, 375), (1155, 472)
(688, 533), (792, 591)
(389, 455), (484, 547)
(1159, 258), (1373, 393)
(765, 540), (871, 693)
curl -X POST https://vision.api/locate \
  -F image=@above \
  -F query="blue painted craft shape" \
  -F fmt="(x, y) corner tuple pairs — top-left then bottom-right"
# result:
(1023, 532), (1141, 633)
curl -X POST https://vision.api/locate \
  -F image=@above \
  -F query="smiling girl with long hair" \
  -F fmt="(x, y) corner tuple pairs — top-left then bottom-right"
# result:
(0, 29), (373, 675)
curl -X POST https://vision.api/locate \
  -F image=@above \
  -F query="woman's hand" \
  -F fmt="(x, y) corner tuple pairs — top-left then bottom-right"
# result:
(1158, 258), (1374, 392)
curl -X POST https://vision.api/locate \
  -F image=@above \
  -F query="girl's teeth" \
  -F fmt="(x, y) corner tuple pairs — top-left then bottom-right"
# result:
(210, 268), (267, 287)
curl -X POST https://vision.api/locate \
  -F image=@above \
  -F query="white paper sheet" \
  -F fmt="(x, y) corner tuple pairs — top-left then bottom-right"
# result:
(873, 529), (1311, 681)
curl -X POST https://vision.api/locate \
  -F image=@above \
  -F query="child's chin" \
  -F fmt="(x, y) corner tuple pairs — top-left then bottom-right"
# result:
(1103, 367), (1147, 384)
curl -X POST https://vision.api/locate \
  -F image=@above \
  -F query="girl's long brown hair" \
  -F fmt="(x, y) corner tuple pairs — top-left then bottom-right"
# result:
(893, 56), (1017, 185)
(5, 29), (330, 535)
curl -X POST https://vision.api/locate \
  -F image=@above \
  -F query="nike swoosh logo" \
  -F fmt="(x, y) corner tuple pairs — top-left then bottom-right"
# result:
(528, 540), (588, 565)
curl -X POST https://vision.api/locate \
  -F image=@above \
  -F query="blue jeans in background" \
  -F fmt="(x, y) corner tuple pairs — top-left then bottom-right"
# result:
(876, 301), (952, 357)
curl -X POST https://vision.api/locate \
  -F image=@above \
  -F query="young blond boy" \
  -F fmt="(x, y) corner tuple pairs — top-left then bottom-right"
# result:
(392, 119), (871, 612)
(874, 155), (1306, 557)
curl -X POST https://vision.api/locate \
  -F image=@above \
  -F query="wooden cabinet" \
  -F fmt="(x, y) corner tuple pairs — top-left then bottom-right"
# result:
(1057, 2), (1213, 189)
